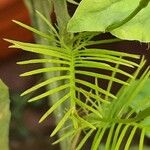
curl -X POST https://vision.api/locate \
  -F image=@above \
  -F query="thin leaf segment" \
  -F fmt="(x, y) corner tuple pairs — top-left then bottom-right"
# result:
(5, 17), (150, 149)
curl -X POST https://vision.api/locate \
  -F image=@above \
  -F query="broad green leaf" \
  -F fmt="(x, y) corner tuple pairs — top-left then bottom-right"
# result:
(68, 0), (150, 42)
(140, 116), (150, 137)
(111, 2), (150, 43)
(130, 79), (150, 113)
(110, 66), (150, 117)
(134, 107), (150, 122)
(0, 80), (10, 150)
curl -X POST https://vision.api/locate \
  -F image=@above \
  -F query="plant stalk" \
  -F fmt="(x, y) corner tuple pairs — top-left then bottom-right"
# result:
(52, 0), (70, 35)
(0, 79), (10, 150)
(24, 0), (71, 149)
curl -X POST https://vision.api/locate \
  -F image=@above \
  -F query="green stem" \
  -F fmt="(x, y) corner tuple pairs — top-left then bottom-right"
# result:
(24, 0), (53, 43)
(70, 51), (76, 108)
(71, 129), (81, 150)
(52, 0), (70, 35)
(106, 0), (150, 31)
(24, 1), (70, 149)
(105, 56), (121, 101)
(139, 129), (145, 150)
(86, 39), (122, 46)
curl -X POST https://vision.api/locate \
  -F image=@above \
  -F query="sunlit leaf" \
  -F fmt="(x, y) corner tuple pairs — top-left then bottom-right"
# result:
(0, 80), (10, 150)
(68, 0), (150, 42)
(130, 79), (150, 113)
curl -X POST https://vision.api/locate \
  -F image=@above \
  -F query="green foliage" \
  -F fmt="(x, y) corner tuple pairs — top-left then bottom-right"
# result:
(6, 1), (150, 149)
(131, 79), (150, 113)
(67, 0), (79, 5)
(68, 0), (150, 42)
(0, 80), (10, 150)
(77, 58), (150, 150)
(130, 79), (150, 137)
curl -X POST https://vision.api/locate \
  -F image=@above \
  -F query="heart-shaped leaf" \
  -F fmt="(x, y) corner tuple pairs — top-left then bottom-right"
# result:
(68, 0), (150, 42)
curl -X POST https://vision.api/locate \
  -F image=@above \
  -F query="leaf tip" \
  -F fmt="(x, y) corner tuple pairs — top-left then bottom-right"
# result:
(12, 20), (18, 23)
(20, 92), (26, 97)
(39, 117), (44, 124)
(28, 99), (33, 103)
(16, 61), (22, 65)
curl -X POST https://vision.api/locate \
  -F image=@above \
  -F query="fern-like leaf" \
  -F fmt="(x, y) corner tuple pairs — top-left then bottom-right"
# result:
(5, 16), (149, 150)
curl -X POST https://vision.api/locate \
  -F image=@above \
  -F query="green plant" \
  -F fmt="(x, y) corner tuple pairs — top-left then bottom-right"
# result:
(5, 0), (150, 149)
(0, 79), (10, 150)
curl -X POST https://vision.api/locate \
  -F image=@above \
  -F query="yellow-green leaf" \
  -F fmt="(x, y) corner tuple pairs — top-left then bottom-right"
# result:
(0, 80), (10, 150)
(68, 0), (150, 42)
